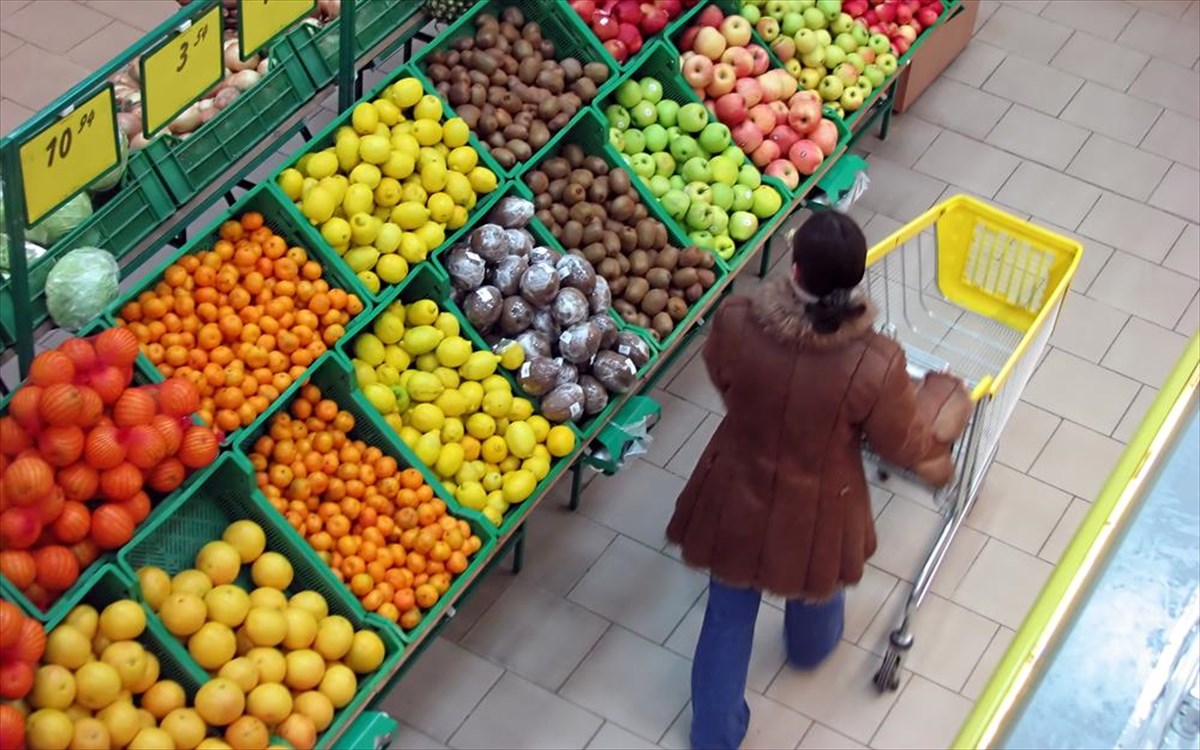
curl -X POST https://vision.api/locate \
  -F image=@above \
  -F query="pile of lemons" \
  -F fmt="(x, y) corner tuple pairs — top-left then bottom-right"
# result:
(22, 520), (389, 750)
(278, 77), (499, 295)
(351, 298), (577, 525)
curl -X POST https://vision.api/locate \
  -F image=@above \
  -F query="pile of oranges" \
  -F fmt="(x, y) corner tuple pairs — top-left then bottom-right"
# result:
(116, 211), (365, 435)
(248, 384), (484, 630)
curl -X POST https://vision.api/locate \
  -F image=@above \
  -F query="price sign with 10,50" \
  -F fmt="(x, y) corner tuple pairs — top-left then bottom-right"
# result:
(141, 3), (223, 137)
(17, 86), (119, 226)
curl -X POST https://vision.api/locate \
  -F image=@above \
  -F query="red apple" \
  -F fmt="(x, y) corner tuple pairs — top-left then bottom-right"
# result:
(747, 103), (777, 132)
(751, 140), (781, 168)
(694, 26), (727, 59)
(678, 25), (701, 51)
(732, 120), (764, 153)
(767, 100), (790, 122)
(893, 36), (910, 54)
(917, 6), (939, 25)
(618, 22), (644, 54)
(896, 24), (917, 42)
(604, 38), (630, 61)
(641, 6), (672, 34)
(810, 118), (838, 156)
(735, 77), (763, 107)
(658, 0), (683, 15)
(895, 4), (913, 23)
(864, 9), (878, 25)
(721, 47), (754, 77)
(748, 44), (771, 75)
(769, 124), (800, 154)
(788, 139), (824, 175)
(571, 0), (597, 23)
(876, 3), (896, 23)
(706, 63), (737, 96)
(594, 13), (620, 41)
(614, 0), (642, 24)
(787, 96), (823, 134)
(771, 36), (797, 62)
(696, 5), (725, 27)
(715, 92), (748, 125)
(682, 54), (715, 87)
(765, 159), (800, 189)
(719, 15), (753, 47)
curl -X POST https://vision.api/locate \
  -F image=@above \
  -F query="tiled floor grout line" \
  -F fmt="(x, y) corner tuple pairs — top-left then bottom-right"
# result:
(443, 664), (507, 748)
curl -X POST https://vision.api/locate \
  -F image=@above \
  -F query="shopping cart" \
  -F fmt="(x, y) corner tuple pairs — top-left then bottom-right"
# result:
(862, 196), (1082, 692)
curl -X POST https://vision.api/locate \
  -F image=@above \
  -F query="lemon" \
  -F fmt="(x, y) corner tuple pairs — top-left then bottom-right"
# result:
(468, 166), (498, 193)
(444, 171), (474, 205)
(502, 469), (537, 504)
(390, 201), (429, 230)
(403, 325), (444, 355)
(373, 311), (404, 343)
(429, 335), (468, 368)
(414, 431), (442, 465)
(374, 177), (402, 208)
(420, 161), (448, 192)
(335, 133), (360, 172)
(466, 413), (496, 440)
(505, 421), (536, 459)
(461, 351), (500, 382)
(376, 222), (403, 253)
(481, 435), (508, 464)
(359, 135), (391, 165)
(278, 168), (304, 200)
(434, 389), (468, 419)
(381, 149), (416, 180)
(409, 403), (445, 433)
(446, 145), (478, 174)
(399, 426), (421, 448)
(376, 254), (409, 284)
(342, 183), (374, 217)
(345, 246), (380, 273)
(373, 98), (400, 125)
(435, 443), (465, 478)
(351, 102), (379, 134)
(390, 77), (424, 108)
(413, 94), (443, 121)
(354, 333), (386, 366)
(349, 213), (380, 246)
(305, 151), (338, 179)
(523, 456), (551, 480)
(302, 186), (335, 224)
(441, 416), (465, 443)
(441, 117), (469, 148)
(376, 364), (402, 386)
(411, 119), (442, 147)
(391, 131), (420, 157)
(508, 397), (534, 421)
(432, 367), (459, 391)
(497, 341), (524, 370)
(384, 345), (411, 372)
(444, 205), (467, 230)
(358, 270), (382, 296)
(414, 223), (445, 254)
(399, 232), (428, 263)
(401, 180), (428, 204)
(363, 383), (398, 414)
(425, 192), (454, 223)
(320, 216), (351, 249)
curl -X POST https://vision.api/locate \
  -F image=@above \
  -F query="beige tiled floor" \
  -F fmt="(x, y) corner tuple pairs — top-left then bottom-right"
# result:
(3, 1), (1199, 748)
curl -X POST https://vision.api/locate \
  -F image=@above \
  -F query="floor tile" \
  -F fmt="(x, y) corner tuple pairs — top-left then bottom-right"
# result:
(869, 483), (893, 519)
(927, 524), (989, 600)
(1149, 163), (1200, 223)
(560, 626), (692, 742)
(1141, 110), (1200, 169)
(862, 588), (999, 693)
(664, 591), (788, 694)
(522, 504), (617, 597)
(797, 724), (867, 750)
(856, 156), (949, 223)
(462, 578), (610, 691)
(86, 0), (178, 31)
(0, 1), (31, 20)
(975, 0), (1002, 32)
(966, 463), (1073, 554)
(1130, 57), (1200, 118)
(664, 345), (725, 414)
(1039, 497), (1091, 563)
(664, 412), (722, 479)
(1164, 224), (1199, 279)
(0, 97), (34, 137)
(1117, 8), (1200, 68)
(1023, 348), (1140, 434)
(983, 54), (1084, 116)
(643, 388), (709, 468)
(844, 564), (899, 644)
(0, 29), (21, 58)
(975, 4), (1073, 63)
(394, 724), (449, 750)
(586, 722), (658, 749)
(1114, 386), (1159, 443)
(1030, 420), (1126, 500)
(861, 213), (905, 247)
(3, 0), (112, 54)
(451, 672), (602, 750)
(984, 104), (1089, 170)
(579, 460), (683, 549)
(1178, 293), (1199, 334)
(866, 495), (941, 583)
(1039, 221), (1114, 294)
(1067, 133), (1172, 201)
(942, 40), (1007, 87)
(1051, 30), (1150, 90)
(1125, 0), (1194, 19)
(999, 0), (1048, 13)
(952, 538), (1053, 629)
(962, 627), (1016, 701)
(661, 693), (813, 750)
(766, 640), (908, 744)
(1039, 0), (1136, 40)
(1049, 291), (1130, 363)
(1079, 192), (1188, 263)
(569, 535), (706, 643)
(0, 43), (88, 110)
(909, 76), (1012, 139)
(914, 131), (1021, 198)
(64, 18), (142, 70)
(994, 159), (1101, 229)
(872, 676), (974, 749)
(1102, 317), (1191, 386)
(860, 115), (942, 168)
(1089, 250), (1199, 327)
(1061, 81), (1163, 145)
(441, 570), (514, 643)
(381, 638), (505, 743)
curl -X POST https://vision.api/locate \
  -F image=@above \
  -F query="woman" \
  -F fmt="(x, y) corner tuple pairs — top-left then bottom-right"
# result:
(666, 212), (970, 750)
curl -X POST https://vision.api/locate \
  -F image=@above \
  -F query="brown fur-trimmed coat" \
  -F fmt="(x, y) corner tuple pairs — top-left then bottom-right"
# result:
(665, 278), (971, 600)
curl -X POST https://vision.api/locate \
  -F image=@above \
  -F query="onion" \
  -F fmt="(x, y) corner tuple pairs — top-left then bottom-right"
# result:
(257, 58), (270, 75)
(169, 104), (203, 134)
(213, 87), (240, 110)
(116, 112), (142, 138)
(319, 0), (341, 19)
(130, 132), (151, 150)
(228, 70), (261, 91)
(124, 61), (141, 84)
(223, 39), (260, 72)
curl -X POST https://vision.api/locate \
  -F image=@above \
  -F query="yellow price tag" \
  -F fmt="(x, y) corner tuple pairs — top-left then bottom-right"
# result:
(141, 4), (223, 137)
(18, 87), (119, 226)
(239, 0), (316, 60)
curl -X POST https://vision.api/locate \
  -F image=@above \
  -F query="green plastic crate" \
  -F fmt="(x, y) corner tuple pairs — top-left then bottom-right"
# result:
(286, 0), (426, 89)
(0, 149), (175, 347)
(232, 348), (499, 646)
(407, 0), (623, 181)
(143, 34), (317, 206)
(517, 106), (730, 354)
(100, 183), (374, 445)
(595, 42), (798, 268)
(116, 451), (405, 747)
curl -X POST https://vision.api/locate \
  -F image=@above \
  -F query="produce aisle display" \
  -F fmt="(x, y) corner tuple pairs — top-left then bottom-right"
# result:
(0, 0), (969, 747)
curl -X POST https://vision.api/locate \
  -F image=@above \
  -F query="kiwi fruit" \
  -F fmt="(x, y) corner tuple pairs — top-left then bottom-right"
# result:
(641, 289), (669, 316)
(666, 297), (688, 322)
(623, 277), (649, 305)
(645, 268), (671, 290)
(651, 312), (674, 338)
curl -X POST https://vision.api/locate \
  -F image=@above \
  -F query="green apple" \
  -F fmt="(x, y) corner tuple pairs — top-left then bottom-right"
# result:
(737, 164), (762, 189)
(643, 124), (669, 153)
(803, 7), (826, 29)
(686, 202), (714, 231)
(721, 145), (746, 166)
(742, 4), (760, 23)
(689, 229), (715, 249)
(845, 52), (865, 71)
(824, 44), (846, 68)
(781, 12), (805, 35)
(630, 100), (658, 128)
(708, 205), (729, 235)
(714, 235), (736, 260)
(669, 175), (686, 191)
(656, 99), (681, 128)
(677, 103), (710, 133)
(665, 125), (683, 142)
(710, 183), (735, 211)
(639, 77), (664, 105)
(817, 0), (840, 21)
(729, 211), (759, 241)
(862, 64), (885, 88)
(795, 28), (819, 54)
(615, 80), (643, 109)
(831, 12), (854, 34)
(669, 135), (700, 163)
(652, 152), (676, 177)
(647, 175), (673, 197)
(835, 32), (858, 52)
(731, 183), (755, 211)
(681, 157), (711, 184)
(816, 29), (832, 46)
(628, 153), (655, 179)
(698, 122), (731, 154)
(605, 104), (631, 130)
(661, 189), (690, 221)
(708, 155), (739, 186)
(622, 128), (646, 155)
(684, 181), (713, 205)
(608, 127), (625, 152)
(751, 185), (783, 218)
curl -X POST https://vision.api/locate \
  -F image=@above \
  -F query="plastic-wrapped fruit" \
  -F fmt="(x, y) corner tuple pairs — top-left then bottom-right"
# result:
(529, 246), (558, 267)
(558, 321), (601, 364)
(556, 254), (597, 295)
(554, 359), (579, 387)
(499, 296), (534, 336)
(503, 229), (533, 257)
(520, 263), (560, 307)
(469, 224), (509, 263)
(446, 245), (486, 291)
(515, 330), (553, 360)
(531, 308), (560, 339)
(589, 276), (612, 314)
(541, 383), (585, 423)
(590, 314), (618, 349)
(551, 288), (590, 327)
(516, 357), (561, 396)
(489, 196), (534, 228)
(463, 286), (503, 331)
(490, 254), (528, 296)
(592, 350), (637, 393)
(579, 375), (609, 416)
(613, 331), (651, 368)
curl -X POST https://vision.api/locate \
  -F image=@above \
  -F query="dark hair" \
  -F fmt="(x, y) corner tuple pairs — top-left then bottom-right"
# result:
(791, 212), (868, 334)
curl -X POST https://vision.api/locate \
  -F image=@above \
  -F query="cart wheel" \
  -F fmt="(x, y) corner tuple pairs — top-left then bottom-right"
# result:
(873, 649), (902, 693)
(877, 468), (891, 482)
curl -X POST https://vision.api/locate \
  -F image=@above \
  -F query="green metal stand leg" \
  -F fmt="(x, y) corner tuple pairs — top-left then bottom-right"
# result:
(879, 83), (897, 141)
(511, 525), (525, 574)
(568, 461), (584, 511)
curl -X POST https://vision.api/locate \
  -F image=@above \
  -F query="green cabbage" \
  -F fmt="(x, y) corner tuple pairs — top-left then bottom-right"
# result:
(27, 192), (94, 246)
(90, 129), (130, 194)
(45, 246), (120, 330)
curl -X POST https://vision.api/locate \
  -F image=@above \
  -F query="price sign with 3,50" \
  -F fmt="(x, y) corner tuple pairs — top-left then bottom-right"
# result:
(141, 3), (223, 137)
(18, 86), (119, 226)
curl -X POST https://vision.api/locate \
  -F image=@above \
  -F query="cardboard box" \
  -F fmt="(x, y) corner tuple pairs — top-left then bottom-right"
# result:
(893, 0), (979, 113)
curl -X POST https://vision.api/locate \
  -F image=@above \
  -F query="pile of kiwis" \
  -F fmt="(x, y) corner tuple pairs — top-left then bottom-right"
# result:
(421, 7), (611, 170)
(442, 196), (653, 424)
(523, 143), (719, 340)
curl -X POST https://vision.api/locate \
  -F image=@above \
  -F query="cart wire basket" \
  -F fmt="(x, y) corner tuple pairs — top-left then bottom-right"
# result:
(862, 195), (1082, 692)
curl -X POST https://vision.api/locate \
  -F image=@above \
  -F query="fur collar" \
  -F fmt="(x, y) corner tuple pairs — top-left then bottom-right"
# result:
(750, 277), (876, 350)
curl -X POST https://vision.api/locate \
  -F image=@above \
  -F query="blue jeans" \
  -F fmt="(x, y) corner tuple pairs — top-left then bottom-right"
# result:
(690, 579), (845, 750)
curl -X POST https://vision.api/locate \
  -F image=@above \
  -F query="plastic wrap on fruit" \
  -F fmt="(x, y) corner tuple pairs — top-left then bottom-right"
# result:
(541, 383), (586, 423)
(558, 321), (602, 365)
(613, 330), (651, 368)
(490, 254), (528, 296)
(589, 275), (612, 314)
(503, 228), (534, 257)
(529, 246), (558, 267)
(579, 374), (609, 416)
(463, 285), (503, 331)
(556, 253), (597, 294)
(552, 287), (590, 327)
(520, 262), (560, 307)
(446, 244), (486, 291)
(592, 350), (637, 393)
(590, 314), (618, 349)
(531, 307), (560, 340)
(517, 357), (561, 396)
(499, 295), (534, 336)
(488, 196), (534, 228)
(469, 223), (509, 263)
(552, 357), (580, 386)
(515, 329), (553, 360)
